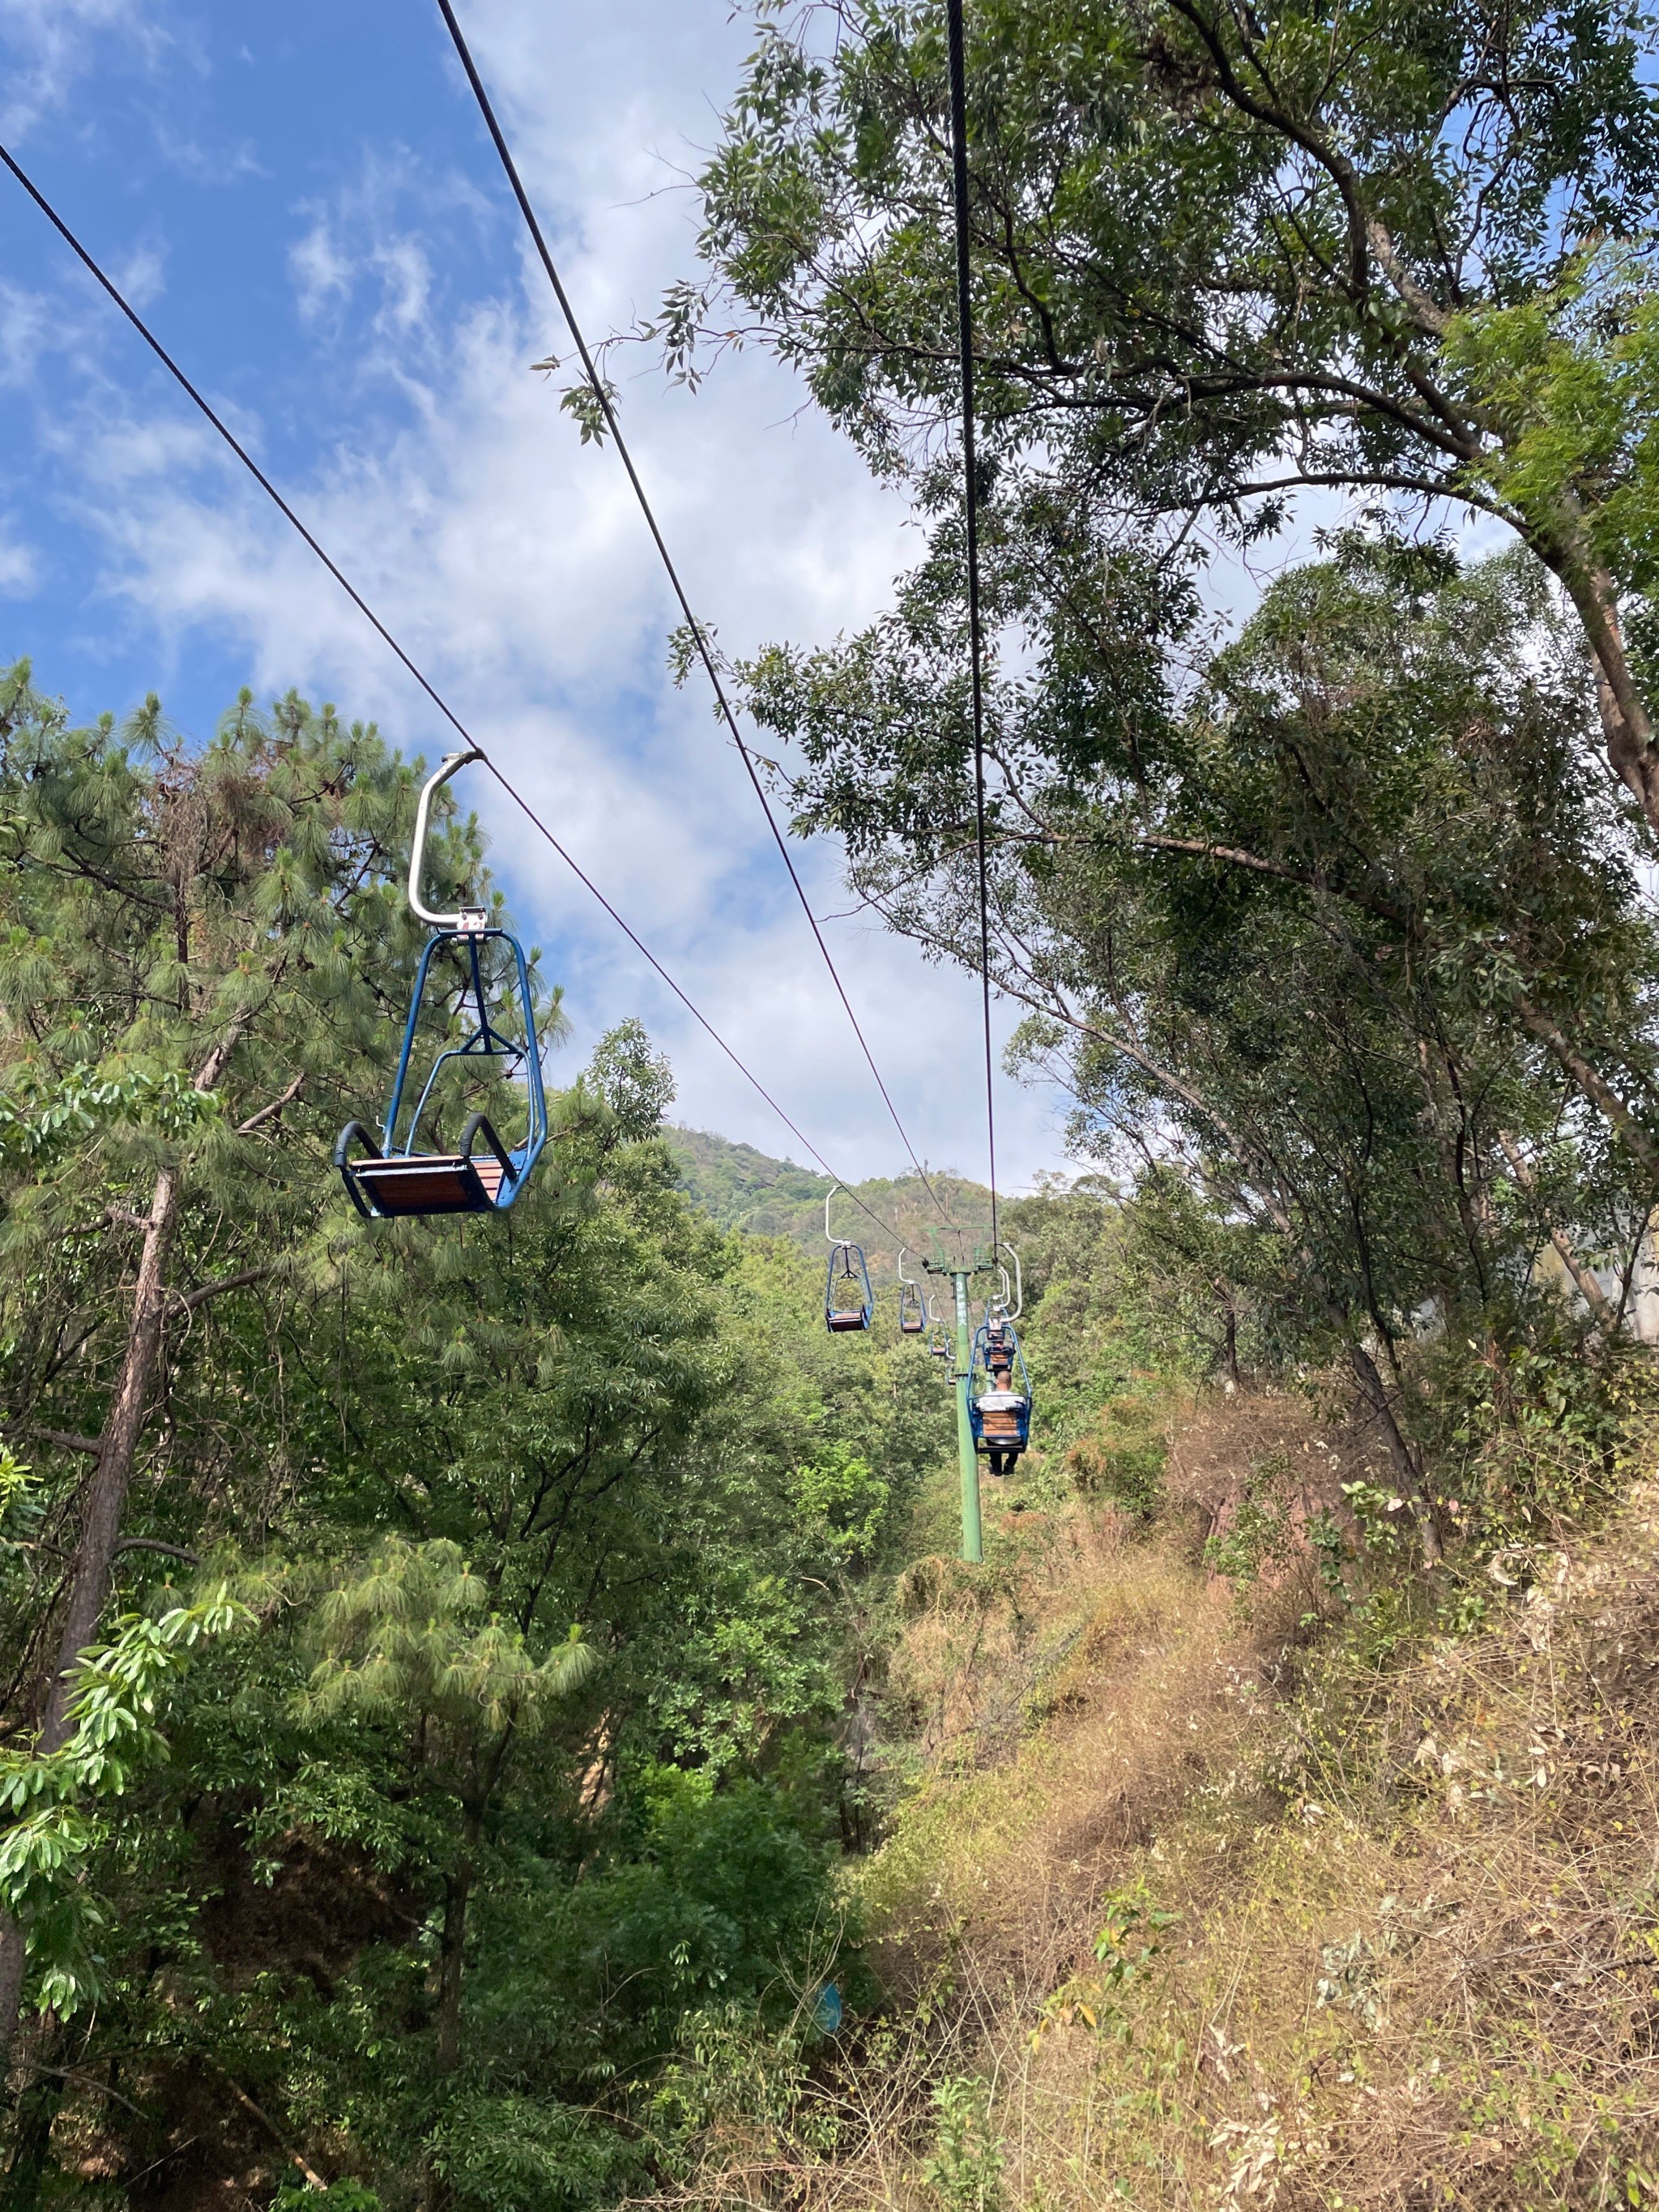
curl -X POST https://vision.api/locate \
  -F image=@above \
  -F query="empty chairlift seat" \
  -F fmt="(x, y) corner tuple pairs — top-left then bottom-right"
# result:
(336, 1110), (518, 1218)
(335, 749), (548, 1223)
(823, 1185), (874, 1334)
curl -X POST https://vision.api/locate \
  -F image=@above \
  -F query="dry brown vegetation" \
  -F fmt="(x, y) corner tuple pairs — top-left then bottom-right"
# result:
(658, 1389), (1659, 2211)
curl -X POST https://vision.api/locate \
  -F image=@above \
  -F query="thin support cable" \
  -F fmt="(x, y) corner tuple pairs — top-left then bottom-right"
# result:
(0, 139), (907, 1252)
(945, 0), (999, 1258)
(433, 0), (957, 1232)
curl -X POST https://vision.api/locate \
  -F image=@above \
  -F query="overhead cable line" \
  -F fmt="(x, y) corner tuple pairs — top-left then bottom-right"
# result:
(0, 139), (910, 1251)
(432, 0), (960, 1236)
(945, 0), (1000, 1258)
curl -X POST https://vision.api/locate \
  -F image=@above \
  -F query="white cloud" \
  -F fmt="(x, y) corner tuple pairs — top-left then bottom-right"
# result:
(0, 519), (36, 595)
(110, 237), (167, 311)
(286, 151), (492, 356)
(288, 220), (354, 325)
(0, 280), (53, 391)
(0, 0), (168, 139)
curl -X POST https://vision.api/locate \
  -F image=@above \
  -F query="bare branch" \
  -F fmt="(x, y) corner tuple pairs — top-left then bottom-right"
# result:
(237, 1072), (305, 1136)
(1495, 1129), (1618, 1335)
(175, 1264), (278, 1315)
(112, 1537), (201, 1566)
(27, 1428), (103, 1458)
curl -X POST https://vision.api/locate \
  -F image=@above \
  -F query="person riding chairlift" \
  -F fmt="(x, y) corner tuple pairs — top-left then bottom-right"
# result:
(980, 1334), (1020, 1478)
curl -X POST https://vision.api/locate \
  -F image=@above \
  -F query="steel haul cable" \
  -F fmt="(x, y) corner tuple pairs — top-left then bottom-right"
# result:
(945, 0), (1000, 1259)
(0, 139), (913, 1251)
(433, 0), (959, 1235)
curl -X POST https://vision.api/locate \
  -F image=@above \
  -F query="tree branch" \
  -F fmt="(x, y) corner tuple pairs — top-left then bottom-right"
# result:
(27, 1428), (103, 1458)
(111, 1537), (201, 1566)
(1495, 1129), (1617, 1335)
(1511, 997), (1659, 1182)
(175, 1264), (278, 1315)
(237, 1072), (305, 1136)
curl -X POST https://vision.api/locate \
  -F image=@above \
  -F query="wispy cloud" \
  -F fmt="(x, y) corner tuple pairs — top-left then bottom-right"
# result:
(0, 519), (36, 595)
(287, 150), (490, 356)
(0, 0), (170, 139)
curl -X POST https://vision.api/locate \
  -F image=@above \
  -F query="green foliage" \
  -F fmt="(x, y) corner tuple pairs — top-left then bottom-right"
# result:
(922, 2075), (1004, 2211)
(300, 1535), (597, 1741)
(1092, 1881), (1180, 1994)
(0, 664), (924, 2199)
(0, 1585), (249, 2015)
(1064, 1386), (1170, 1518)
(667, 1124), (832, 1231)
(432, 2094), (646, 2212)
(0, 1062), (220, 1169)
(692, 0), (1659, 753)
(791, 1441), (889, 1568)
(666, 1123), (992, 1272)
(1203, 1451), (1299, 1604)
(274, 2185), (383, 2212)
(1445, 248), (1659, 599)
(585, 1017), (676, 1142)
(558, 1777), (842, 2034)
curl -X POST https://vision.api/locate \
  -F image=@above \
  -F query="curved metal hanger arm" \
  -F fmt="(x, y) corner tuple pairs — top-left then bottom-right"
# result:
(410, 746), (488, 931)
(825, 1183), (857, 1250)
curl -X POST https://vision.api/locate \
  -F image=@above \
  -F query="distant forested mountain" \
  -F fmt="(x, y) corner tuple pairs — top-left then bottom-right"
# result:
(666, 1125), (992, 1281)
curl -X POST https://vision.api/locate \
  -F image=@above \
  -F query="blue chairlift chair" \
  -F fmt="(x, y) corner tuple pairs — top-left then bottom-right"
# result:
(336, 748), (548, 1220)
(968, 1255), (1032, 1471)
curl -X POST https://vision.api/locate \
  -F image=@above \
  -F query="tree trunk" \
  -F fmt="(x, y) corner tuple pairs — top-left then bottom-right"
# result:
(0, 2060), (62, 2211)
(37, 1166), (179, 1753)
(422, 1812), (481, 2212)
(1215, 1280), (1241, 1388)
(433, 1851), (473, 2080)
(1495, 1129), (1617, 1337)
(0, 1027), (241, 2066)
(0, 1168), (180, 2074)
(1346, 1339), (1443, 1566)
(0, 1931), (20, 2092)
(1536, 536), (1659, 832)
(0, 1169), (181, 2073)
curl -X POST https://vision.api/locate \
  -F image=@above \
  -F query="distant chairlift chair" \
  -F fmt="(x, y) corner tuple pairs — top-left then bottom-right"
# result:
(897, 1248), (926, 1335)
(927, 1299), (953, 1364)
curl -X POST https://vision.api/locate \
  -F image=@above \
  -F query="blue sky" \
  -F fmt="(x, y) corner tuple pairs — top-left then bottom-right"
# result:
(0, 0), (1069, 1189)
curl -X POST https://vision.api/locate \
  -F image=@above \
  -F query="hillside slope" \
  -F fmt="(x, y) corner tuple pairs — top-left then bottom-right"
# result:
(667, 1125), (994, 1282)
(659, 1386), (1659, 2210)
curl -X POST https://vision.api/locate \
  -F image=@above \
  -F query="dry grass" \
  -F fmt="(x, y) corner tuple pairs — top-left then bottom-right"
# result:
(653, 1394), (1659, 2210)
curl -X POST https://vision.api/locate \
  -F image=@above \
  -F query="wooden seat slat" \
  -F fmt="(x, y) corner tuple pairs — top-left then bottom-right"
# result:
(347, 1151), (509, 1217)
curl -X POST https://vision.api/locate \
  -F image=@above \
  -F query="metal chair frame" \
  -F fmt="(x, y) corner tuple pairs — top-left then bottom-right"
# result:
(897, 1247), (926, 1334)
(824, 1185), (874, 1332)
(336, 749), (548, 1221)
